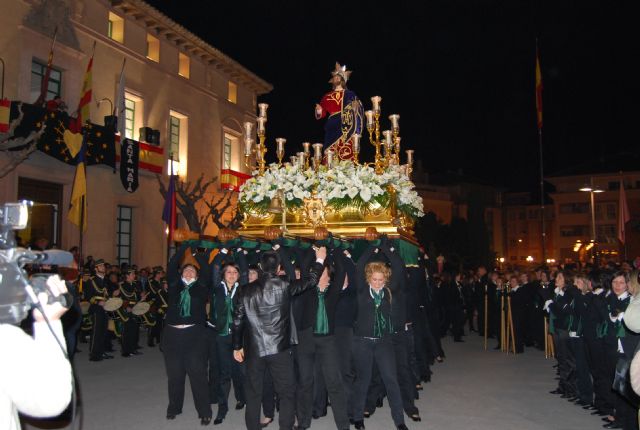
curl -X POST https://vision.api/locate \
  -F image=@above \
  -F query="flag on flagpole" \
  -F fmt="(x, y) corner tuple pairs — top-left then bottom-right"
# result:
(162, 173), (177, 242)
(114, 59), (126, 138)
(535, 47), (543, 130)
(618, 180), (631, 244)
(75, 50), (94, 127)
(35, 28), (58, 106)
(68, 133), (88, 231)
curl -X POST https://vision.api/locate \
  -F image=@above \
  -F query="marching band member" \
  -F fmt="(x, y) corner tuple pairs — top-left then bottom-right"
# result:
(120, 268), (144, 357)
(85, 259), (113, 361)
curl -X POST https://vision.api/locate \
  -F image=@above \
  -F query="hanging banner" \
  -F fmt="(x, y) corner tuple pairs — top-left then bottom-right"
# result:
(120, 138), (139, 193)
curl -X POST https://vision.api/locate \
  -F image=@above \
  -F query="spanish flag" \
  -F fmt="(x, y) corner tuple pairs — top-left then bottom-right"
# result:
(535, 48), (543, 130)
(76, 50), (93, 126)
(68, 134), (88, 231)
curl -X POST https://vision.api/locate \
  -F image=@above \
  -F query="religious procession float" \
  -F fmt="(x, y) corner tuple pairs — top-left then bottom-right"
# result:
(175, 63), (424, 264)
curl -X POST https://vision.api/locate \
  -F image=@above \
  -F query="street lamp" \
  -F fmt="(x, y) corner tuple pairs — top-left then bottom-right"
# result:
(579, 178), (603, 262)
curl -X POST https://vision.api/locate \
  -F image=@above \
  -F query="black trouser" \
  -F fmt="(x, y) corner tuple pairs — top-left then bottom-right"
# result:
(335, 326), (355, 418)
(352, 335), (405, 426)
(447, 305), (465, 341)
(121, 316), (139, 355)
(148, 311), (164, 346)
(569, 337), (593, 403)
(412, 309), (430, 379)
(262, 367), (275, 419)
(393, 329), (419, 417)
(89, 306), (107, 359)
(245, 350), (297, 430)
(207, 328), (219, 404)
(312, 359), (328, 416)
(553, 329), (577, 395)
(215, 334), (246, 417)
(604, 343), (621, 417)
(162, 325), (211, 418)
(512, 309), (526, 353)
(584, 336), (611, 413)
(296, 328), (349, 429)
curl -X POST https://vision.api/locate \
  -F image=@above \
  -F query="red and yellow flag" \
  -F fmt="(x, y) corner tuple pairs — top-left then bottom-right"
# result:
(76, 54), (93, 126)
(535, 48), (543, 130)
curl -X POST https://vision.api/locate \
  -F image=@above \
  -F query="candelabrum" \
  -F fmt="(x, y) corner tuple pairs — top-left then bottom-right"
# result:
(244, 103), (269, 175)
(365, 97), (404, 174)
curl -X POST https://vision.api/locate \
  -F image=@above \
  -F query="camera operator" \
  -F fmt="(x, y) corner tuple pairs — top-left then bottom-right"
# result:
(1, 274), (73, 430)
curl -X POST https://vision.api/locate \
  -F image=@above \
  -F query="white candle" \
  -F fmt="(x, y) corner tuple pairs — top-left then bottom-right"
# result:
(389, 114), (400, 130)
(371, 96), (382, 113)
(257, 117), (266, 133)
(326, 149), (334, 166)
(296, 152), (305, 169)
(382, 130), (392, 144)
(352, 134), (361, 153)
(312, 143), (323, 159)
(243, 121), (254, 139)
(364, 110), (374, 128)
(406, 149), (414, 165)
(302, 142), (311, 154)
(276, 137), (286, 153)
(244, 137), (254, 156)
(258, 103), (269, 119)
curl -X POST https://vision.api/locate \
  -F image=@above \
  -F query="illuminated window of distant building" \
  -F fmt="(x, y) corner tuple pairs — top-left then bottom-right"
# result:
(30, 59), (62, 102)
(178, 53), (190, 78)
(169, 115), (180, 160)
(116, 205), (133, 266)
(146, 34), (160, 62)
(228, 81), (237, 104)
(108, 12), (124, 43)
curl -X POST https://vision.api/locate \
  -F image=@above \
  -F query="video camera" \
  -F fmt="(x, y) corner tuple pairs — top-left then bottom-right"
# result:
(0, 202), (73, 324)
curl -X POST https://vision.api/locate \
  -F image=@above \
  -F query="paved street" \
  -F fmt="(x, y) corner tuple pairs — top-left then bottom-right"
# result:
(24, 332), (603, 430)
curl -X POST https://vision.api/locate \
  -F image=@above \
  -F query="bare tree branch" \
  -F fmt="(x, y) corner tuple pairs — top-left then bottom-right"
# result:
(0, 126), (46, 178)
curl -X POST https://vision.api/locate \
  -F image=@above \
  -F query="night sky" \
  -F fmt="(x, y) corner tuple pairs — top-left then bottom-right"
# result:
(146, 0), (639, 190)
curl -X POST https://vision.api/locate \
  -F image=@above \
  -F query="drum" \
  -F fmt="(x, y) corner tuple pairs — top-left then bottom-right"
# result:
(79, 301), (91, 315)
(132, 301), (155, 327)
(103, 297), (123, 312)
(104, 297), (127, 322)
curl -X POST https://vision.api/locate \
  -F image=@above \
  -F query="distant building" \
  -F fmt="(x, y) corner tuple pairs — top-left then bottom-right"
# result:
(547, 171), (640, 264)
(0, 0), (271, 266)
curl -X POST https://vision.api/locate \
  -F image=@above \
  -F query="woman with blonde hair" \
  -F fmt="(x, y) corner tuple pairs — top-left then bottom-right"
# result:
(351, 236), (408, 430)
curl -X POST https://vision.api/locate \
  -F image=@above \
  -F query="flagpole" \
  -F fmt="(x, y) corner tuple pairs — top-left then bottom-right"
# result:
(536, 38), (546, 265)
(166, 154), (175, 268)
(79, 194), (85, 267)
(35, 26), (58, 106)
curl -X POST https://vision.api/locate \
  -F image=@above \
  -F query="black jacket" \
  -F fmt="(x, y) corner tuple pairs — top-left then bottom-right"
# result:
(231, 261), (323, 358)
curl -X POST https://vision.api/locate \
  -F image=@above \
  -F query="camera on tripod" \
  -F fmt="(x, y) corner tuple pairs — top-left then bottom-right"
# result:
(0, 201), (73, 324)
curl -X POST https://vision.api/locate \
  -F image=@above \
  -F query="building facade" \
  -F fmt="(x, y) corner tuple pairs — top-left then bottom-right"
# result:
(0, 0), (271, 266)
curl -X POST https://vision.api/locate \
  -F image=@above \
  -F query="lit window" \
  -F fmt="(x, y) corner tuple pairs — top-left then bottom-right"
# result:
(168, 111), (188, 176)
(146, 34), (160, 62)
(30, 59), (62, 102)
(116, 205), (133, 265)
(227, 81), (237, 104)
(178, 53), (190, 78)
(108, 12), (124, 43)
(125, 98), (135, 139)
(223, 134), (233, 169)
(169, 115), (180, 160)
(123, 92), (143, 140)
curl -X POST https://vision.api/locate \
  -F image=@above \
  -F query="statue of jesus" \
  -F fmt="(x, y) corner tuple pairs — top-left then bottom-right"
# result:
(315, 62), (364, 161)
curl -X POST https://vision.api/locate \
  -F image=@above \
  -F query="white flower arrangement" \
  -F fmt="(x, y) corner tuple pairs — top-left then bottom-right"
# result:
(238, 161), (424, 219)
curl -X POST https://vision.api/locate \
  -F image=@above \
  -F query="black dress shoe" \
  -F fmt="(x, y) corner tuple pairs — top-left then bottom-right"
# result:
(102, 353), (114, 359)
(592, 411), (607, 416)
(583, 405), (597, 410)
(549, 389), (564, 395)
(89, 356), (103, 362)
(235, 401), (245, 410)
(166, 414), (176, 420)
(603, 422), (622, 429)
(260, 417), (273, 428)
(213, 417), (224, 425)
(410, 414), (421, 422)
(122, 353), (133, 358)
(200, 416), (211, 426)
(354, 421), (365, 430)
(397, 425), (409, 430)
(132, 350), (143, 355)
